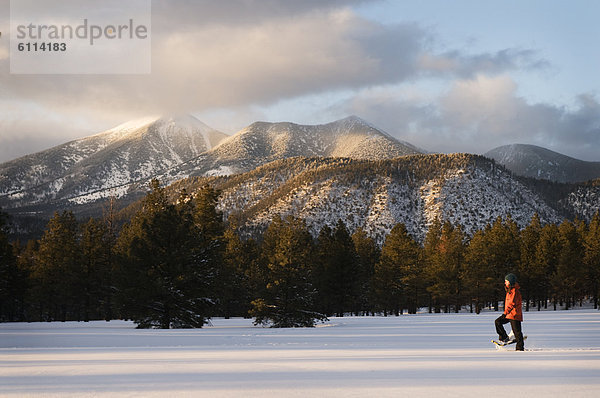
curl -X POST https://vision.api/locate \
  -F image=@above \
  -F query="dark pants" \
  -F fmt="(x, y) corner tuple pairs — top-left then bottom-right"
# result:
(495, 315), (524, 351)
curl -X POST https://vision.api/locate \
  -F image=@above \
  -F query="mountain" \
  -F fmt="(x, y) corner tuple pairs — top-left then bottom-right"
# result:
(169, 154), (569, 244)
(214, 115), (422, 160)
(0, 115), (228, 209)
(5, 116), (600, 243)
(0, 115), (422, 227)
(160, 116), (423, 181)
(485, 144), (600, 183)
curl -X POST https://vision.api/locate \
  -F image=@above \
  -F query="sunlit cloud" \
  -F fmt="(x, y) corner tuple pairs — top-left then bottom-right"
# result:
(0, 0), (597, 163)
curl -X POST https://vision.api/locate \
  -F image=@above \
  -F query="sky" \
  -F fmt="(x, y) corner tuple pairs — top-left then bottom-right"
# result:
(0, 0), (599, 162)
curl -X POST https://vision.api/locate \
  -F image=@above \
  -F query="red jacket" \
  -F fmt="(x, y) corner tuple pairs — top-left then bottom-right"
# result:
(504, 283), (523, 321)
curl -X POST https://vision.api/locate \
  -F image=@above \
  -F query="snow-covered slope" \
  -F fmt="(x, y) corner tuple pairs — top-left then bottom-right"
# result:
(560, 179), (600, 221)
(161, 116), (422, 180)
(485, 144), (600, 183)
(0, 115), (228, 208)
(175, 154), (563, 243)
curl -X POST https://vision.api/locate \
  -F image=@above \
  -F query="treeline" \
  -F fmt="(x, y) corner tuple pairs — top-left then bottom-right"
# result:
(1, 181), (599, 327)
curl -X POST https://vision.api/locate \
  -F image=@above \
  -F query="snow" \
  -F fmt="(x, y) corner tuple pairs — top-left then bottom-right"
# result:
(218, 157), (567, 244)
(205, 165), (235, 177)
(1, 310), (599, 397)
(101, 116), (160, 139)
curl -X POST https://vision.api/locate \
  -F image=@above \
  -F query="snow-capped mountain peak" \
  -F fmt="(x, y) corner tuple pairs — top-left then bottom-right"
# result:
(329, 114), (383, 132)
(0, 115), (229, 206)
(213, 116), (421, 160)
(156, 116), (424, 180)
(100, 115), (161, 140)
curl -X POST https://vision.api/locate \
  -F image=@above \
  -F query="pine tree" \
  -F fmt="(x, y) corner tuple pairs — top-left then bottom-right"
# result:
(373, 223), (420, 315)
(584, 212), (600, 309)
(100, 196), (118, 320)
(425, 221), (465, 313)
(32, 211), (82, 321)
(220, 227), (254, 318)
(243, 237), (268, 314)
(251, 216), (326, 327)
(397, 226), (425, 315)
(535, 223), (561, 310)
(15, 239), (37, 320)
(574, 219), (588, 308)
(80, 218), (113, 321)
(423, 218), (442, 313)
(0, 210), (24, 321)
(352, 227), (379, 315)
(191, 185), (225, 319)
(463, 227), (495, 314)
(314, 220), (360, 317)
(115, 180), (217, 328)
(314, 224), (334, 315)
(486, 216), (521, 310)
(553, 220), (584, 309)
(519, 213), (542, 311)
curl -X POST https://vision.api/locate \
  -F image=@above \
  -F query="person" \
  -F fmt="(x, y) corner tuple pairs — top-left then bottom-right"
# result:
(495, 273), (524, 351)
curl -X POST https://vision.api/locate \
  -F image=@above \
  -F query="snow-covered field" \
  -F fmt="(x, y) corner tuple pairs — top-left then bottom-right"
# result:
(1, 310), (599, 397)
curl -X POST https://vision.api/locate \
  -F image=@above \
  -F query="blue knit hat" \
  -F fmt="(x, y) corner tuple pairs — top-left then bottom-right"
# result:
(505, 273), (517, 285)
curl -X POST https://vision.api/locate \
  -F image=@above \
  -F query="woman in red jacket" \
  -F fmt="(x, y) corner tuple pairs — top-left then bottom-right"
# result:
(495, 273), (525, 351)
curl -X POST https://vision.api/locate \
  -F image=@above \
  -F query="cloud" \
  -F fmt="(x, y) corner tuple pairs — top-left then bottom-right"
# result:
(336, 75), (600, 161)
(0, 1), (544, 118)
(419, 49), (549, 78)
(0, 0), (566, 162)
(0, 100), (100, 162)
(553, 94), (600, 155)
(0, 4), (429, 120)
(151, 0), (374, 28)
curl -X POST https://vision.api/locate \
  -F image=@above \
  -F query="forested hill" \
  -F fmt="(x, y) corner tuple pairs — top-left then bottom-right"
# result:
(7, 153), (600, 242)
(167, 153), (573, 243)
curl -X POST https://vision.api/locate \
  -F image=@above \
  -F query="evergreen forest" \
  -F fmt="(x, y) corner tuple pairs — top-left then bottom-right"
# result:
(1, 180), (599, 328)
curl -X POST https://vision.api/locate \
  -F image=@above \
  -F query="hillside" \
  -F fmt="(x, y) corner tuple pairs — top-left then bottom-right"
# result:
(170, 154), (565, 243)
(485, 144), (600, 183)
(559, 178), (600, 220)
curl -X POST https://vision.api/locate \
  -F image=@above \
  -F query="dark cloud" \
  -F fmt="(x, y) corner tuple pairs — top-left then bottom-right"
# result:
(553, 94), (600, 157)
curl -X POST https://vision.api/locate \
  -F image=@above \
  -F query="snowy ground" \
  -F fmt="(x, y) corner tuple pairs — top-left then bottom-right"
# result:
(1, 310), (599, 397)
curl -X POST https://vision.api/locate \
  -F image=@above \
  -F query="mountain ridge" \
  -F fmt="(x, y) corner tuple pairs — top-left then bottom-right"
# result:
(0, 115), (229, 207)
(0, 115), (422, 213)
(155, 115), (423, 184)
(485, 143), (600, 183)
(2, 116), (600, 242)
